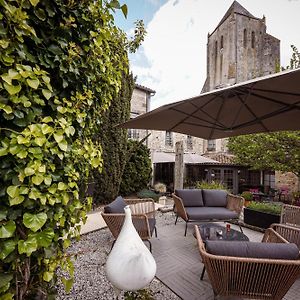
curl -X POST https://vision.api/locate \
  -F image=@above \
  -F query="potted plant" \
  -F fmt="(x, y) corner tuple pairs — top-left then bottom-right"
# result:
(241, 191), (253, 207)
(244, 202), (281, 229)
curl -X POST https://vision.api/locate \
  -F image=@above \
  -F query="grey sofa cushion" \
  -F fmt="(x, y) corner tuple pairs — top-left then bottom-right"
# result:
(185, 207), (238, 220)
(202, 189), (227, 207)
(206, 240), (299, 260)
(175, 189), (204, 207)
(133, 218), (156, 236)
(104, 196), (127, 213)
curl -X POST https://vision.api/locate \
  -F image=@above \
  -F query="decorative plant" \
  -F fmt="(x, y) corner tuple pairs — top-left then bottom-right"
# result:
(0, 0), (144, 299)
(196, 180), (229, 191)
(241, 191), (254, 201)
(247, 202), (282, 215)
(153, 182), (167, 194)
(137, 189), (160, 202)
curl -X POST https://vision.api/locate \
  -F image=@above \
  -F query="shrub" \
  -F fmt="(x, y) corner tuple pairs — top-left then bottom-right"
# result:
(0, 0), (135, 298)
(120, 140), (152, 196)
(137, 189), (160, 202)
(241, 191), (254, 201)
(153, 182), (167, 194)
(247, 202), (282, 215)
(196, 180), (229, 191)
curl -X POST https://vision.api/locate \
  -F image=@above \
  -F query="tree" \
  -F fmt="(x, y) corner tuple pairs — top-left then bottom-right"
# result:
(227, 132), (300, 177)
(0, 0), (139, 298)
(93, 72), (135, 204)
(120, 140), (152, 196)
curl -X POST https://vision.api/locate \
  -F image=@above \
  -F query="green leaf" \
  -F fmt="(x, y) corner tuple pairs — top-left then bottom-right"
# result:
(0, 147), (8, 156)
(121, 4), (128, 18)
(26, 78), (40, 89)
(9, 195), (25, 206)
(44, 176), (52, 186)
(58, 140), (68, 152)
(42, 116), (53, 123)
(24, 167), (35, 176)
(0, 240), (16, 260)
(29, 0), (40, 7)
(58, 182), (67, 191)
(0, 274), (13, 289)
(0, 103), (13, 114)
(23, 212), (47, 232)
(53, 133), (63, 143)
(42, 89), (52, 100)
(32, 174), (44, 185)
(35, 228), (54, 247)
(4, 83), (21, 95)
(0, 221), (16, 238)
(35, 136), (46, 146)
(41, 124), (53, 134)
(62, 277), (74, 293)
(18, 236), (38, 256)
(0, 209), (7, 221)
(16, 149), (28, 159)
(43, 271), (53, 282)
(7, 186), (19, 198)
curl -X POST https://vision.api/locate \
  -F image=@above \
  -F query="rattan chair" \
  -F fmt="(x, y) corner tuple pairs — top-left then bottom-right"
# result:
(102, 198), (157, 252)
(195, 225), (300, 300)
(280, 204), (300, 227)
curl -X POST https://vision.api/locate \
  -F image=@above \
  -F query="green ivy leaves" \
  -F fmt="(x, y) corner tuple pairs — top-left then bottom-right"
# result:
(0, 221), (16, 238)
(23, 212), (47, 232)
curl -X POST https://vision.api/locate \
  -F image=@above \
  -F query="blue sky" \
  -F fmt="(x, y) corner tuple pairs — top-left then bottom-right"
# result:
(115, 0), (300, 109)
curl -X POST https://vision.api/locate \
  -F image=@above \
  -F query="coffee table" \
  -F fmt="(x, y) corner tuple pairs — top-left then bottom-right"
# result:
(196, 223), (249, 280)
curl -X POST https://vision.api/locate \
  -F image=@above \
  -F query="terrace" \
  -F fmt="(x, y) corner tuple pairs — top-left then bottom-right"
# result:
(58, 205), (300, 299)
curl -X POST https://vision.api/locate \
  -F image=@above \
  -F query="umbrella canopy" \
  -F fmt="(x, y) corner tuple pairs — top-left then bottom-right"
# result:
(121, 69), (300, 139)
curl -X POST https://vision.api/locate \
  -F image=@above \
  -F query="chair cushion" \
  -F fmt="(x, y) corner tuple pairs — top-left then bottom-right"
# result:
(185, 207), (238, 221)
(175, 189), (204, 207)
(202, 189), (227, 207)
(206, 240), (299, 260)
(104, 196), (127, 213)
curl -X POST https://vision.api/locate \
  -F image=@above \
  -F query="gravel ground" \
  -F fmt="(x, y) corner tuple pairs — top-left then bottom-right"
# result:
(57, 211), (180, 300)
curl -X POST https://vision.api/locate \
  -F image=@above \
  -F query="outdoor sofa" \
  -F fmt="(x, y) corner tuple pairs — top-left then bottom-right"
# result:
(195, 225), (300, 299)
(172, 189), (244, 235)
(101, 196), (157, 252)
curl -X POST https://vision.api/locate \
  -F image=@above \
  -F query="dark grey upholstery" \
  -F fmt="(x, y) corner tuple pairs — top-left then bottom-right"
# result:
(104, 196), (126, 213)
(185, 207), (238, 220)
(202, 189), (227, 207)
(175, 189), (204, 207)
(206, 240), (299, 260)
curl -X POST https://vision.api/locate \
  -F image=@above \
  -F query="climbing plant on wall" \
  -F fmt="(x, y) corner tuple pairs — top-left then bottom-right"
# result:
(0, 0), (138, 298)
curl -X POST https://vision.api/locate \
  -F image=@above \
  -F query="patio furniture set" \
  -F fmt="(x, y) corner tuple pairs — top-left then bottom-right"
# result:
(101, 190), (300, 300)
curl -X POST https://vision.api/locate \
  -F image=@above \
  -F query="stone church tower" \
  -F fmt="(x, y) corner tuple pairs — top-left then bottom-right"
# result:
(202, 1), (280, 93)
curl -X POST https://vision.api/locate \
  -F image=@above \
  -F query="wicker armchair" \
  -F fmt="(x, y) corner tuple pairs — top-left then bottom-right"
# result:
(195, 225), (300, 300)
(102, 198), (157, 252)
(280, 204), (300, 227)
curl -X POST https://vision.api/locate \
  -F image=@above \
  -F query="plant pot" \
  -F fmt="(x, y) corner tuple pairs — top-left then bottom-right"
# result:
(244, 208), (280, 229)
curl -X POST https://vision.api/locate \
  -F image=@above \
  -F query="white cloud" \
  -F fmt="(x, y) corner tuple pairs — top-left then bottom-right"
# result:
(130, 0), (300, 109)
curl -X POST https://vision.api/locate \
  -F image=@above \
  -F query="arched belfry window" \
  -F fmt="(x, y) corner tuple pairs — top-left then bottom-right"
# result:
(243, 29), (247, 48)
(251, 31), (255, 49)
(220, 36), (224, 50)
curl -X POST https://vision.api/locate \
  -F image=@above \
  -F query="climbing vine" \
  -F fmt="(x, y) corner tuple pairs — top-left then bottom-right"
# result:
(0, 0), (137, 298)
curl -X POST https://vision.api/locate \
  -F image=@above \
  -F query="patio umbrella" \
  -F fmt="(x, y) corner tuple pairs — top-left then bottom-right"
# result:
(120, 68), (300, 139)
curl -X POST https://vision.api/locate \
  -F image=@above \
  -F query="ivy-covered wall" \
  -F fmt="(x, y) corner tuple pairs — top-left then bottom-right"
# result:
(0, 0), (131, 298)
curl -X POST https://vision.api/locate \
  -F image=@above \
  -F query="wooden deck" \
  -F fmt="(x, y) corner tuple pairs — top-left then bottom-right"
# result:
(152, 214), (300, 300)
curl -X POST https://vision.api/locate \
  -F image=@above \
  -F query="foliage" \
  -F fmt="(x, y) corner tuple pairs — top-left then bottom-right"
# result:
(153, 182), (167, 193)
(124, 289), (154, 300)
(241, 191), (253, 201)
(247, 202), (282, 215)
(120, 140), (152, 196)
(282, 45), (300, 70)
(0, 0), (142, 298)
(93, 71), (134, 204)
(196, 180), (229, 191)
(227, 131), (300, 177)
(137, 189), (160, 202)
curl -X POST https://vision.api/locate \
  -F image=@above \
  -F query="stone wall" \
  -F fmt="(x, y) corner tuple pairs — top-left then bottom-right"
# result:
(275, 171), (299, 193)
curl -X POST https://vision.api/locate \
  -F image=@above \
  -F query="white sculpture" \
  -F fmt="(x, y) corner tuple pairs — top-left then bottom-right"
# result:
(106, 205), (157, 291)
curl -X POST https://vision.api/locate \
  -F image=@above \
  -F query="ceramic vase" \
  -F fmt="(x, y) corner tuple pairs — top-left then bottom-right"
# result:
(106, 205), (157, 291)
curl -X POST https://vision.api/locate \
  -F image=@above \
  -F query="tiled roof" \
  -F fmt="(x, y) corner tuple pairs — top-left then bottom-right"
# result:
(202, 152), (238, 165)
(135, 83), (156, 94)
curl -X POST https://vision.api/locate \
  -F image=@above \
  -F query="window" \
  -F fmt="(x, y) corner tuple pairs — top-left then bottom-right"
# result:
(207, 139), (216, 151)
(243, 29), (247, 48)
(251, 31), (255, 49)
(220, 36), (224, 50)
(128, 129), (139, 140)
(187, 135), (193, 150)
(165, 131), (173, 147)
